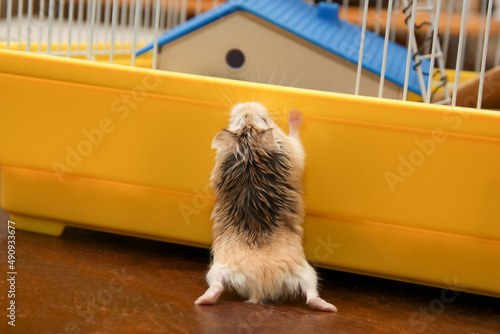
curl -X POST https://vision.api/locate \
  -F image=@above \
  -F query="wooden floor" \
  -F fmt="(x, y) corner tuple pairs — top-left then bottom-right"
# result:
(1, 210), (499, 334)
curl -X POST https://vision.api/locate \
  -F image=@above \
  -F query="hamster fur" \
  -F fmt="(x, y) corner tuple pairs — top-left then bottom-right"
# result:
(195, 102), (336, 312)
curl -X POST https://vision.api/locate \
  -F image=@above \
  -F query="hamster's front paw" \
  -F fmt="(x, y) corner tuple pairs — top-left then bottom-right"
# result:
(288, 109), (304, 137)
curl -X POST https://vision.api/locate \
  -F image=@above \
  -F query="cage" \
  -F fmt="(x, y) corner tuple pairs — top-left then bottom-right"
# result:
(1, 0), (499, 298)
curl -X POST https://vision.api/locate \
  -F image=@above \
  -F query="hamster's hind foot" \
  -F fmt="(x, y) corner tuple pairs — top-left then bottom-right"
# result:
(195, 283), (223, 305)
(307, 297), (337, 312)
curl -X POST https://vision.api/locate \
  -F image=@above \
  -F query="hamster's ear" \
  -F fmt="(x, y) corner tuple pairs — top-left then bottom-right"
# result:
(261, 128), (276, 148)
(212, 130), (237, 151)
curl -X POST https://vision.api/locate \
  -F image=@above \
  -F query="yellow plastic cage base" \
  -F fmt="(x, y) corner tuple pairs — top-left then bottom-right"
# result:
(9, 213), (66, 237)
(0, 49), (499, 298)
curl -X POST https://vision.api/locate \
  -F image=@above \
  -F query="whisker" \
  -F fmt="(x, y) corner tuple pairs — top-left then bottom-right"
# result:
(288, 69), (307, 89)
(268, 68), (276, 86)
(278, 71), (287, 87)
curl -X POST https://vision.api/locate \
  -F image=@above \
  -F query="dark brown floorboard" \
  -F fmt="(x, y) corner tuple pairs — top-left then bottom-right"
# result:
(0, 213), (499, 334)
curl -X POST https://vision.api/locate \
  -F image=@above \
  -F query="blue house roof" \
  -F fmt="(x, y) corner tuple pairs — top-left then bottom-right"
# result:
(137, 0), (430, 95)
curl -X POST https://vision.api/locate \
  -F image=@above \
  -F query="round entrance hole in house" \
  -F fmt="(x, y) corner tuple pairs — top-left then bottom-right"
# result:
(225, 49), (245, 69)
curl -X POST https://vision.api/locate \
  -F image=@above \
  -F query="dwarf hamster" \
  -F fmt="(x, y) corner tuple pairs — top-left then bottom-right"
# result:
(195, 102), (336, 312)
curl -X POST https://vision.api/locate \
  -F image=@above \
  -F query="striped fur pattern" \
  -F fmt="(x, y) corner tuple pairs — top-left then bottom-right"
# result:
(212, 126), (298, 246)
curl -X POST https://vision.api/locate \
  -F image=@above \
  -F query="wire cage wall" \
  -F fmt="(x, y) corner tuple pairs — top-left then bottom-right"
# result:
(2, 0), (500, 108)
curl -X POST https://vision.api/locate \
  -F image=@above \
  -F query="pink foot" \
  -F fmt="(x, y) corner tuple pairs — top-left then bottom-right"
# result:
(195, 284), (223, 305)
(307, 297), (337, 312)
(288, 109), (304, 137)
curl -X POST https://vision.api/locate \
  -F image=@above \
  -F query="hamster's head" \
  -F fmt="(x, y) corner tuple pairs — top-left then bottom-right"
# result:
(212, 102), (278, 156)
(227, 102), (275, 132)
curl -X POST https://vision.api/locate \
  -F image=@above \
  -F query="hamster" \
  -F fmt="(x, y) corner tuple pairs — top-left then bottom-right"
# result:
(195, 102), (336, 312)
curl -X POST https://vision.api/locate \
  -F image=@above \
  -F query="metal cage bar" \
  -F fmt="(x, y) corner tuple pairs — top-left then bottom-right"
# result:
(477, 0), (494, 109)
(355, 0), (370, 96)
(402, 0), (418, 101)
(379, 0), (394, 98)
(452, 0), (472, 107)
